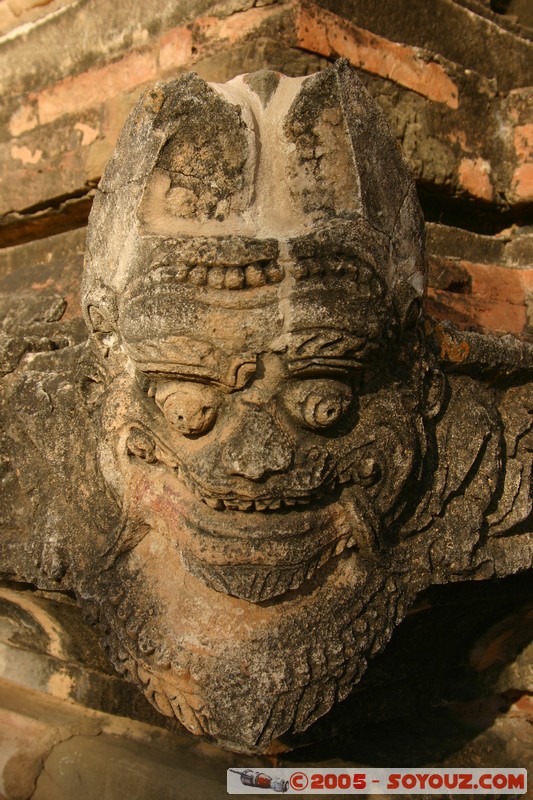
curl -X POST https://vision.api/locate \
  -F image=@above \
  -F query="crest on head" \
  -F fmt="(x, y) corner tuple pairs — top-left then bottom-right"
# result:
(83, 59), (426, 339)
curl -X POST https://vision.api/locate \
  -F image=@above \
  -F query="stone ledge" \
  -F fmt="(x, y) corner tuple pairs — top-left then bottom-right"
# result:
(315, 0), (533, 91)
(0, 678), (236, 800)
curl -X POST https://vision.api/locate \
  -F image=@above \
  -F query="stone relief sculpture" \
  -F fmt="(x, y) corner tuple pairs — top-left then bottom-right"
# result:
(0, 61), (531, 753)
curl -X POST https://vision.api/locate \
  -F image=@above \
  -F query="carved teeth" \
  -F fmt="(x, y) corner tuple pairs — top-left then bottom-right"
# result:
(184, 470), (329, 514)
(203, 496), (224, 510)
(207, 267), (225, 288)
(293, 263), (308, 280)
(245, 264), (266, 287)
(335, 537), (348, 555)
(228, 499), (253, 511)
(188, 265), (208, 286)
(266, 499), (281, 510)
(225, 267), (245, 289)
(223, 500), (240, 510)
(174, 265), (190, 282)
(264, 263), (284, 283)
(201, 494), (313, 512)
(166, 261), (285, 290)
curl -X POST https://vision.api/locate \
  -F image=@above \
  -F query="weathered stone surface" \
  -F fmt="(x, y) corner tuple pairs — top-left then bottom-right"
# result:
(0, 679), (102, 800)
(426, 223), (533, 336)
(0, 578), (531, 798)
(0, 584), (170, 728)
(0, 227), (86, 318)
(317, 0), (533, 91)
(0, 63), (531, 757)
(2, 0), (533, 232)
(0, 676), (240, 800)
(0, 0), (216, 96)
(32, 734), (227, 800)
(0, 0), (73, 39)
(0, 581), (531, 798)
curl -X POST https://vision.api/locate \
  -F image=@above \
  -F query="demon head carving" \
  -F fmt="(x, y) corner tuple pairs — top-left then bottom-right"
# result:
(2, 62), (530, 755)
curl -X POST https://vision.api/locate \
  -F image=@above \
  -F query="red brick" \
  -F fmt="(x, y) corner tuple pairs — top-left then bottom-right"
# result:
(35, 49), (157, 127)
(457, 157), (493, 201)
(427, 289), (527, 335)
(511, 123), (533, 203)
(10, 143), (43, 165)
(158, 26), (193, 72)
(193, 5), (281, 46)
(295, 1), (459, 109)
(427, 259), (533, 335)
(9, 100), (38, 137)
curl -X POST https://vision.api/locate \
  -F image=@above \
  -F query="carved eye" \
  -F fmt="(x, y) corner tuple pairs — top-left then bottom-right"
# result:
(283, 379), (353, 431)
(154, 381), (221, 435)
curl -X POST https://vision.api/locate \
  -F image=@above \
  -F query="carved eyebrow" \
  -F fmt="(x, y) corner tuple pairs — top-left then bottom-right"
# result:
(139, 357), (257, 391)
(284, 329), (379, 374)
(141, 365), (223, 383)
(287, 330), (371, 357)
(287, 358), (364, 375)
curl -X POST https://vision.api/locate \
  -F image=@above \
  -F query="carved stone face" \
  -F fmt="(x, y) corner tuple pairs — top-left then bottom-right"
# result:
(82, 63), (432, 751)
(108, 226), (423, 605)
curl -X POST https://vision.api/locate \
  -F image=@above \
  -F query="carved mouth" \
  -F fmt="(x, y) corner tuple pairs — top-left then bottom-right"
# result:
(180, 471), (336, 514)
(134, 466), (369, 601)
(198, 492), (318, 512)
(172, 478), (371, 601)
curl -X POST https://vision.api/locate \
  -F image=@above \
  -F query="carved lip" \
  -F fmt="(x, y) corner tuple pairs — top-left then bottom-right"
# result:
(180, 533), (358, 602)
(185, 490), (340, 545)
(186, 494), (327, 540)
(180, 470), (337, 521)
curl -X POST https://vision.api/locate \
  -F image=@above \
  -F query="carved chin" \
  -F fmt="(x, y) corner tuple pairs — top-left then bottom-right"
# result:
(180, 538), (354, 603)
(97, 531), (408, 754)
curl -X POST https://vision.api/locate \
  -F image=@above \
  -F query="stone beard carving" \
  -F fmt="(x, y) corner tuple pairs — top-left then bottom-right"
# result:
(1, 62), (531, 754)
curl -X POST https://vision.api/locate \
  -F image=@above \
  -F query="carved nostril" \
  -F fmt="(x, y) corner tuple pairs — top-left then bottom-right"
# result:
(222, 406), (293, 480)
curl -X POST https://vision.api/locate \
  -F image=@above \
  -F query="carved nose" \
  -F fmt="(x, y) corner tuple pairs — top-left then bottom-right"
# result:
(222, 405), (293, 480)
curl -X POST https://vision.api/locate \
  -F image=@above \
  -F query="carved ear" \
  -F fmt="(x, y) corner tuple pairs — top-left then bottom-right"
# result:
(83, 282), (118, 334)
(87, 304), (114, 333)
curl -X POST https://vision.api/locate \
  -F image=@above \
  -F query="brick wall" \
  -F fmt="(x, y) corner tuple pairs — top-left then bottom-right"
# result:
(1, 0), (531, 337)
